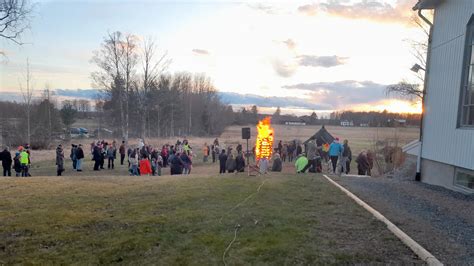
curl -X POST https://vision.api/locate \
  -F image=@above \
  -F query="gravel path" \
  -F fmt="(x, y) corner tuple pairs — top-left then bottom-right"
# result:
(331, 175), (474, 265)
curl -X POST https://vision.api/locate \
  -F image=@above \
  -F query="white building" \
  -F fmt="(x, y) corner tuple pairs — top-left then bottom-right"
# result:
(414, 0), (474, 193)
(340, 120), (354, 127)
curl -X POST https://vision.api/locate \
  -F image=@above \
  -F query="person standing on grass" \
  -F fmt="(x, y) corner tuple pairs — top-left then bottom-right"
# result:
(0, 146), (12, 176)
(226, 153), (236, 173)
(281, 143), (288, 162)
(19, 146), (29, 177)
(287, 143), (294, 162)
(13, 152), (21, 177)
(170, 152), (184, 175)
(303, 140), (317, 173)
(56, 144), (65, 176)
(180, 151), (192, 175)
(129, 149), (139, 176)
(211, 143), (216, 163)
(341, 139), (352, 175)
(203, 143), (209, 163)
(76, 144), (84, 172)
(356, 150), (370, 176)
(218, 149), (227, 174)
(92, 145), (101, 171)
(107, 144), (116, 169)
(119, 141), (126, 165)
(236, 143), (242, 154)
(139, 156), (152, 176)
(70, 144), (77, 170)
(329, 138), (343, 174)
(277, 140), (283, 156)
(235, 152), (246, 172)
(99, 143), (106, 169)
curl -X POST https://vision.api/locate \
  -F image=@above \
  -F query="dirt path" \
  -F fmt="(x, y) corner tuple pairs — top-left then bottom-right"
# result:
(332, 176), (474, 265)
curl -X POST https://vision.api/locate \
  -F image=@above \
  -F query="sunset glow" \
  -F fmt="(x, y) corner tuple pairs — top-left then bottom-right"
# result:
(0, 0), (426, 114)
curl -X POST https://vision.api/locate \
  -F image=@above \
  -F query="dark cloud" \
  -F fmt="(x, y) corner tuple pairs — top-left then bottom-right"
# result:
(298, 0), (415, 24)
(283, 80), (388, 109)
(272, 54), (347, 77)
(297, 55), (348, 68)
(192, 49), (210, 55)
(219, 92), (330, 110)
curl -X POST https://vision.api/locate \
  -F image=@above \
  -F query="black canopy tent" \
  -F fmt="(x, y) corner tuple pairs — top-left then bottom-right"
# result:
(304, 126), (335, 146)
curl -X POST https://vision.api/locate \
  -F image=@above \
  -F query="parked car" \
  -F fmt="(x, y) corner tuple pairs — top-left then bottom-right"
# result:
(69, 127), (89, 139)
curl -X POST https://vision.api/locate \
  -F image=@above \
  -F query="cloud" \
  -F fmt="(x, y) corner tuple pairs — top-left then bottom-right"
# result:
(192, 49), (210, 55)
(297, 55), (348, 68)
(298, 4), (318, 16)
(298, 0), (416, 24)
(248, 3), (279, 15)
(283, 80), (388, 109)
(219, 92), (330, 110)
(55, 89), (101, 99)
(283, 39), (296, 50)
(272, 59), (297, 78)
(272, 54), (347, 77)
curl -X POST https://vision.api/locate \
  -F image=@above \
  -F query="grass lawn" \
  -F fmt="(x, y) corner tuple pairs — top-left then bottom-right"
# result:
(0, 173), (419, 265)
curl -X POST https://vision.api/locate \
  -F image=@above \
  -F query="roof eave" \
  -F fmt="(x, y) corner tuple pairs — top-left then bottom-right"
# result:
(412, 0), (444, 11)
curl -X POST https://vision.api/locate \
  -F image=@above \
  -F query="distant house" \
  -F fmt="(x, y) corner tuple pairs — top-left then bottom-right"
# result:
(340, 120), (354, 127)
(388, 119), (407, 127)
(412, 0), (474, 193)
(284, 117), (306, 126)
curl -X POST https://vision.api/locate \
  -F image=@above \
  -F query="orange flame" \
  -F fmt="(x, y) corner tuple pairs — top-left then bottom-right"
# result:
(255, 117), (274, 161)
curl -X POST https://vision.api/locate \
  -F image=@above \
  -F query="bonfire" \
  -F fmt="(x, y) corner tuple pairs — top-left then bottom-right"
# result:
(255, 117), (274, 161)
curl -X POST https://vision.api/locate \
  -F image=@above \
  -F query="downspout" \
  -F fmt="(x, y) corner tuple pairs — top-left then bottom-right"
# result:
(415, 9), (433, 181)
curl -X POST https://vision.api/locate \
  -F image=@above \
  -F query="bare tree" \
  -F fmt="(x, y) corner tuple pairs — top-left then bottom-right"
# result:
(386, 13), (431, 100)
(0, 0), (33, 45)
(42, 83), (54, 144)
(92, 31), (139, 143)
(19, 57), (33, 144)
(139, 37), (170, 140)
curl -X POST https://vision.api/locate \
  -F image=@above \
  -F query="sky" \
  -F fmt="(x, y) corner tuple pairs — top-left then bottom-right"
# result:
(0, 0), (426, 115)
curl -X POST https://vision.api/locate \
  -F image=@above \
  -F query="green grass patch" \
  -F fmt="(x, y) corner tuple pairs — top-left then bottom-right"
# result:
(0, 174), (419, 264)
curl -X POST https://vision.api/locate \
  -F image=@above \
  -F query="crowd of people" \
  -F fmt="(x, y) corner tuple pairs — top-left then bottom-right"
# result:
(0, 136), (375, 177)
(293, 138), (375, 176)
(0, 145), (31, 177)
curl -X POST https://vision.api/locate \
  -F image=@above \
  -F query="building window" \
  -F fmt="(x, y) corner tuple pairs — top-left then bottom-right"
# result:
(461, 17), (474, 126)
(455, 169), (474, 191)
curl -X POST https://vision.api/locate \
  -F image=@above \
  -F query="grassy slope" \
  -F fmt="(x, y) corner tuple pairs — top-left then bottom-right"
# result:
(0, 173), (419, 265)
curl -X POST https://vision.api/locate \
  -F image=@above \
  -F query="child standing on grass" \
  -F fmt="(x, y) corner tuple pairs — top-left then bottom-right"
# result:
(129, 149), (139, 176)
(13, 152), (21, 177)
(139, 157), (152, 176)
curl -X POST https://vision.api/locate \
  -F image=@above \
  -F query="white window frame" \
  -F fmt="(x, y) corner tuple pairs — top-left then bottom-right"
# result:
(459, 15), (474, 128)
(454, 168), (474, 193)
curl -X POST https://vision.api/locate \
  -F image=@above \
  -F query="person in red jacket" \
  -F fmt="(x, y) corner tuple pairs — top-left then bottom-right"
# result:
(139, 158), (152, 176)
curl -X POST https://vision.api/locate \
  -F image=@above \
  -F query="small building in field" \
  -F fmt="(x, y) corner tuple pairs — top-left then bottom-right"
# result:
(284, 117), (306, 126)
(340, 120), (354, 127)
(413, 0), (474, 193)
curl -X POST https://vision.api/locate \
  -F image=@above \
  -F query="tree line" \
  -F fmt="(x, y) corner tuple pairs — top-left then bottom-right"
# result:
(91, 32), (233, 142)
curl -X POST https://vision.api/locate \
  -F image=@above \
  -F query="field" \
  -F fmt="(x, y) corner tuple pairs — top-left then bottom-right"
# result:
(0, 172), (420, 264)
(27, 124), (419, 165)
(0, 125), (424, 264)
